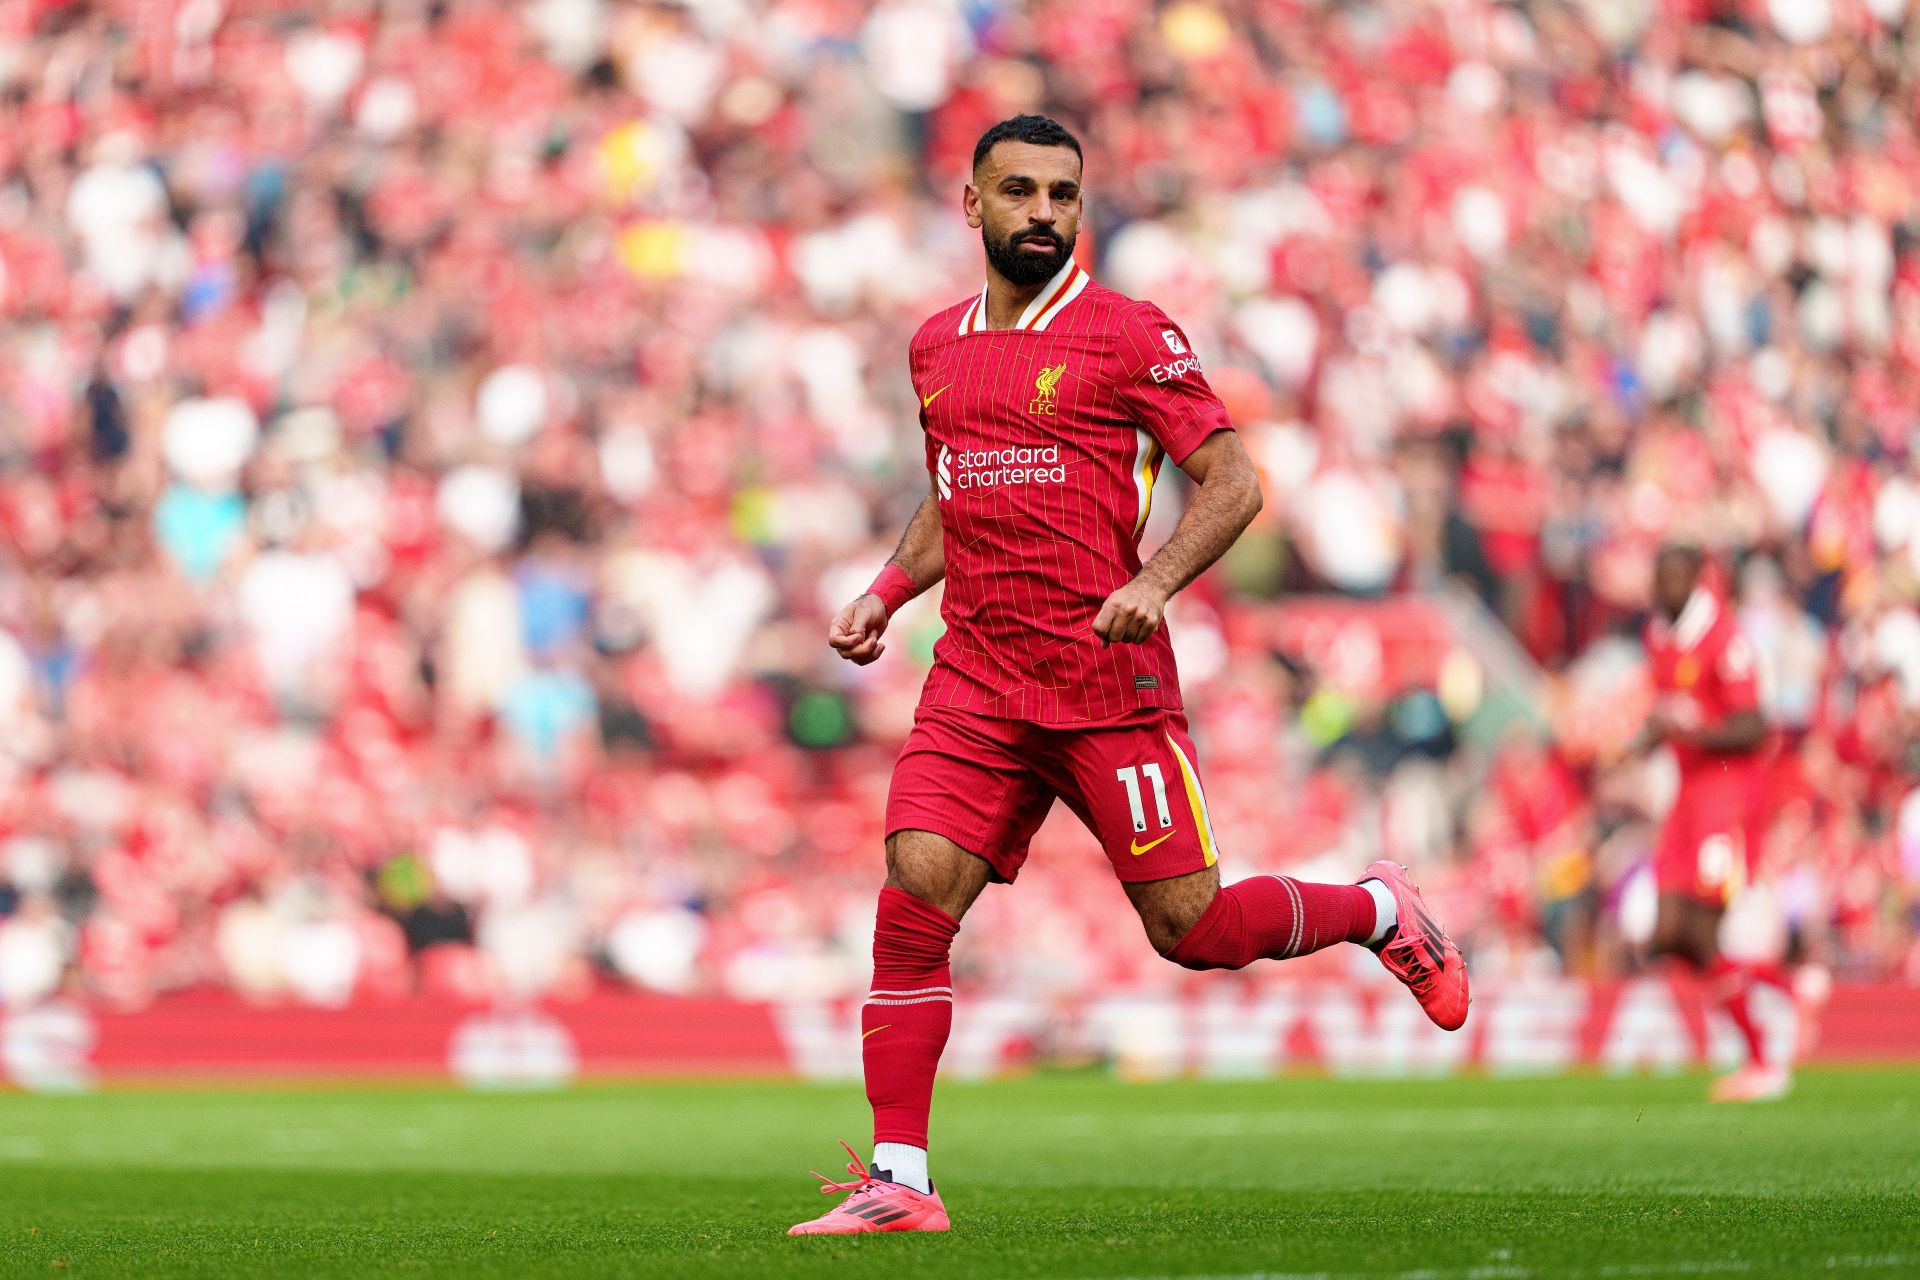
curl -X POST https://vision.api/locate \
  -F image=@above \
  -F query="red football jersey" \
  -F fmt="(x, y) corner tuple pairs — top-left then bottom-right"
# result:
(907, 259), (1233, 725)
(1644, 587), (1765, 780)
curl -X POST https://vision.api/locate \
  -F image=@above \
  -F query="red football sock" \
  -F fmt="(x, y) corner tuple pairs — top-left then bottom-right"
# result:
(864, 886), (960, 1148)
(1165, 876), (1377, 971)
(1742, 959), (1793, 995)
(1710, 957), (1769, 1067)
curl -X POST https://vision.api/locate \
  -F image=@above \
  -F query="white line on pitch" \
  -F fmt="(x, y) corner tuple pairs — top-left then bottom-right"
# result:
(1039, 1104), (1650, 1137)
(1076, 1253), (1913, 1280)
(1075, 1258), (1912, 1274)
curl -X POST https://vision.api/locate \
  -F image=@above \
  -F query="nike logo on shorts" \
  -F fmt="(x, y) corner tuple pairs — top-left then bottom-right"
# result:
(1130, 831), (1174, 856)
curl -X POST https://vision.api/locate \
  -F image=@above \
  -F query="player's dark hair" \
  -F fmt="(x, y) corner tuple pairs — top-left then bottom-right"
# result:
(1656, 540), (1704, 571)
(972, 115), (1083, 175)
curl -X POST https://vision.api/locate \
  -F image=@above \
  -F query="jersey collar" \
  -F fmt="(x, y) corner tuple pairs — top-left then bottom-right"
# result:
(957, 257), (1089, 336)
(1671, 586), (1719, 651)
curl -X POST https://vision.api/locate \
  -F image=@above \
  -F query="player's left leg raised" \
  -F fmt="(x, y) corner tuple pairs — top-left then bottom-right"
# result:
(1135, 861), (1468, 1031)
(1087, 718), (1469, 1030)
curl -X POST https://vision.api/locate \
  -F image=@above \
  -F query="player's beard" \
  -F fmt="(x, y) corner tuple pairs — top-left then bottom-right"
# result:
(984, 224), (1076, 287)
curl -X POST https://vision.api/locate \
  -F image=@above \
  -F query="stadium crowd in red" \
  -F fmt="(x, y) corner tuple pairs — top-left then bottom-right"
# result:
(0, 0), (1915, 1011)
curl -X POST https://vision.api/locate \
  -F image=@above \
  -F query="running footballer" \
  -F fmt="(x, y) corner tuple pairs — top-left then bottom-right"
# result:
(791, 116), (1470, 1236)
(1639, 541), (1795, 1102)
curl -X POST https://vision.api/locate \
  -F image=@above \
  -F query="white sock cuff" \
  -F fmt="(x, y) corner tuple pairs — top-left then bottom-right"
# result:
(872, 1142), (930, 1194)
(1361, 878), (1397, 946)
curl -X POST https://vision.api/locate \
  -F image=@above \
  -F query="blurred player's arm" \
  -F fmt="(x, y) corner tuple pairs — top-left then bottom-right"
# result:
(1093, 430), (1262, 645)
(1640, 629), (1768, 753)
(829, 480), (946, 666)
(1645, 705), (1767, 753)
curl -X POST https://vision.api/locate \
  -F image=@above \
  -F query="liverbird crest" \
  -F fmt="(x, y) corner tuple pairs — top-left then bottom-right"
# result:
(1029, 362), (1067, 414)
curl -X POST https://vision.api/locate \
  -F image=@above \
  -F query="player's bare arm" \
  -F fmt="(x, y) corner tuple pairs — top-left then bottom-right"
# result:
(829, 483), (947, 666)
(1658, 706), (1767, 752)
(1092, 430), (1262, 645)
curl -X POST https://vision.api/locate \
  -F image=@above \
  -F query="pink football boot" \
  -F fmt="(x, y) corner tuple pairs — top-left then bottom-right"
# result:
(787, 1142), (951, 1235)
(1363, 860), (1471, 1031)
(1709, 1063), (1792, 1103)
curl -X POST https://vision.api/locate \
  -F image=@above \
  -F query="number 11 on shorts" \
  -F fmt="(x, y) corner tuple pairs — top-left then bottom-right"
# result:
(1115, 764), (1173, 833)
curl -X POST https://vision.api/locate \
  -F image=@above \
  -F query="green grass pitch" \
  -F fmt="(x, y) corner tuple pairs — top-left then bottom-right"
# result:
(2, 1069), (1916, 1278)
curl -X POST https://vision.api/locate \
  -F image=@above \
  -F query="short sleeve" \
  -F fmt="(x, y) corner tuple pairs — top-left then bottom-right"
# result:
(1113, 302), (1234, 465)
(1714, 629), (1760, 713)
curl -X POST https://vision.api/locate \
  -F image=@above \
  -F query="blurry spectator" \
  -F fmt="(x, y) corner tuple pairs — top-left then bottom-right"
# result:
(0, 0), (1912, 1009)
(0, 894), (70, 1006)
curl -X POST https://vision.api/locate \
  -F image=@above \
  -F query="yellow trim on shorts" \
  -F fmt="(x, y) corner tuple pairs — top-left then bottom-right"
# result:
(1165, 732), (1218, 868)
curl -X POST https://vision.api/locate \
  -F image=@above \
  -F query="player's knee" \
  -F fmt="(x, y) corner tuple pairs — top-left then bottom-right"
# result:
(1649, 894), (1717, 967)
(883, 863), (963, 919)
(1147, 911), (1207, 963)
(1649, 925), (1698, 967)
(884, 832), (989, 920)
(1148, 894), (1234, 969)
(1130, 868), (1228, 966)
(1649, 920), (1707, 969)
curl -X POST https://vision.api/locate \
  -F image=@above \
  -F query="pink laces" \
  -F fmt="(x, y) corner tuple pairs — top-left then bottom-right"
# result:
(810, 1141), (883, 1197)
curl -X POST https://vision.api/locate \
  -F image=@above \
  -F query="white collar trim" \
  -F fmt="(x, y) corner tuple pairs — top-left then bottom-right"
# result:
(1672, 586), (1718, 651)
(958, 257), (1087, 335)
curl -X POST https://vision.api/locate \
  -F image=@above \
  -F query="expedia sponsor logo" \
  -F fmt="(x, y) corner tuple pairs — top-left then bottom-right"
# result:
(938, 443), (1067, 497)
(1150, 353), (1203, 383)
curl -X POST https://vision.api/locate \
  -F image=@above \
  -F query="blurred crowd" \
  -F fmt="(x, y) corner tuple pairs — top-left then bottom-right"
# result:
(0, 0), (1917, 1013)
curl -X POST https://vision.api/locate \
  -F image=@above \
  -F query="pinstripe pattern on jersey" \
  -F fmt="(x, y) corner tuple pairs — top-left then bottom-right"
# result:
(907, 268), (1233, 726)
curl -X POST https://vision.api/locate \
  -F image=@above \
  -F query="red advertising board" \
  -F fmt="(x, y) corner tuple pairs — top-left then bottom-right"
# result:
(3, 977), (1916, 1089)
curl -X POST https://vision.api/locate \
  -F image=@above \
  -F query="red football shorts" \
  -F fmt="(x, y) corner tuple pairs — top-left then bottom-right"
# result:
(1654, 767), (1762, 905)
(885, 704), (1221, 884)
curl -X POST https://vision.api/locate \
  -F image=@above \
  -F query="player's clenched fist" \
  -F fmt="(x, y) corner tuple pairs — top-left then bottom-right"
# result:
(1092, 579), (1168, 645)
(829, 593), (891, 664)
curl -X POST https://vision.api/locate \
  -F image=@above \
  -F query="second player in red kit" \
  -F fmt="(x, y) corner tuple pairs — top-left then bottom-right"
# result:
(1645, 567), (1768, 905)
(792, 116), (1471, 1236)
(1637, 541), (1799, 1104)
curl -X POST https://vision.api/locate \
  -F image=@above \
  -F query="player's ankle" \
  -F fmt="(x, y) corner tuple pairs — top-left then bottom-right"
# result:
(1360, 878), (1397, 947)
(872, 1143), (931, 1194)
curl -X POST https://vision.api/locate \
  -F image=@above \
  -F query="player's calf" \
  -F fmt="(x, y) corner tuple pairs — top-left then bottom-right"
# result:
(1156, 873), (1390, 970)
(857, 831), (990, 1201)
(864, 885), (960, 1164)
(1156, 862), (1470, 1032)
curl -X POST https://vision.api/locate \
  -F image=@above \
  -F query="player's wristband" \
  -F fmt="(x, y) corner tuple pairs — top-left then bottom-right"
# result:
(865, 564), (918, 618)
